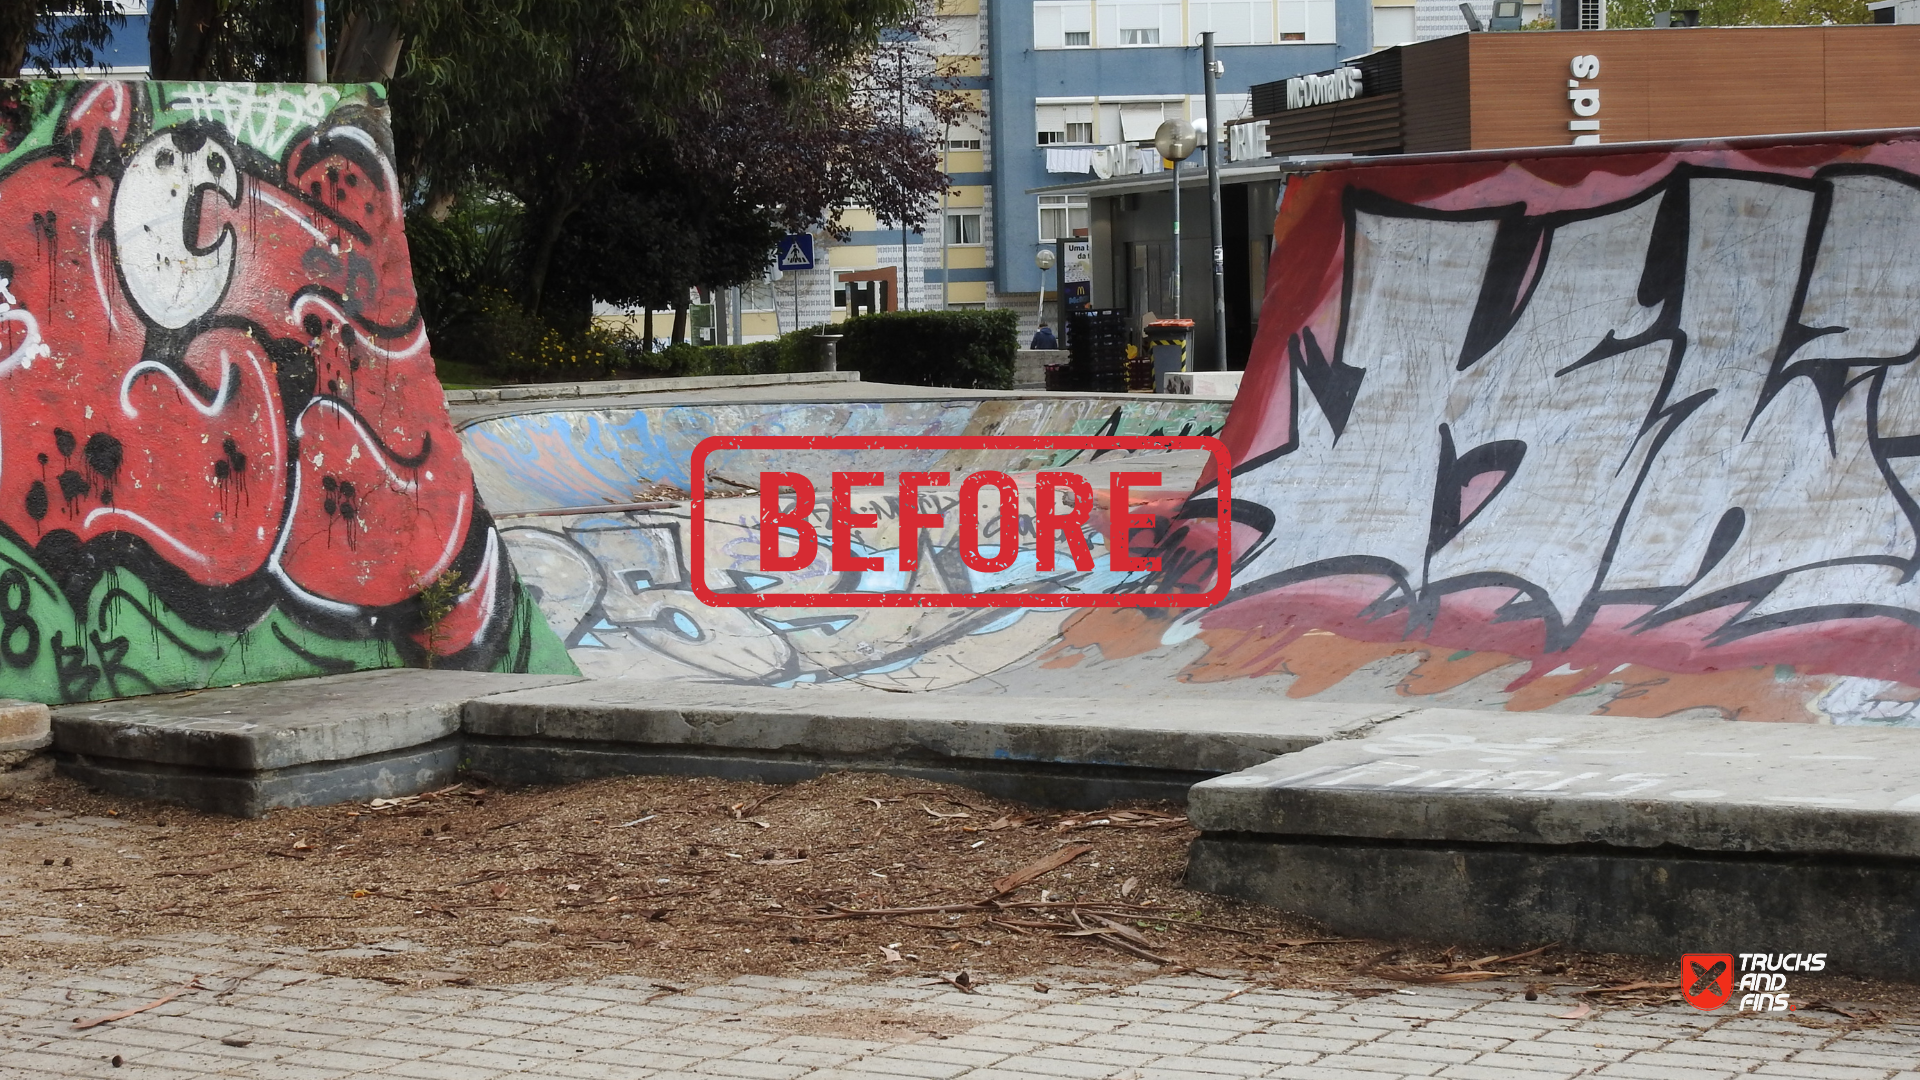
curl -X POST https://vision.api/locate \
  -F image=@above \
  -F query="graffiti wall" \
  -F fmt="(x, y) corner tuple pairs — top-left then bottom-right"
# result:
(460, 397), (1229, 514)
(1129, 134), (1920, 723)
(480, 396), (1222, 687)
(0, 81), (572, 703)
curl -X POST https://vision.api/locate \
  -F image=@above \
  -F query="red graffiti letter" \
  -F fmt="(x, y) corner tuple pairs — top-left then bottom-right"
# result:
(832, 471), (884, 572)
(1034, 472), (1095, 572)
(760, 472), (818, 572)
(897, 471), (949, 572)
(960, 471), (1021, 573)
(1109, 471), (1163, 573)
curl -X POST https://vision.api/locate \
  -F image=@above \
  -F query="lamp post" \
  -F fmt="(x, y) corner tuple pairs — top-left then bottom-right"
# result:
(1152, 118), (1200, 319)
(1034, 248), (1056, 332)
(1202, 32), (1227, 370)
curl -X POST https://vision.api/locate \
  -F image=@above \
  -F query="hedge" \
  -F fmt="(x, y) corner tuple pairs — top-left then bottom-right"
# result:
(833, 309), (1017, 390)
(626, 308), (1018, 389)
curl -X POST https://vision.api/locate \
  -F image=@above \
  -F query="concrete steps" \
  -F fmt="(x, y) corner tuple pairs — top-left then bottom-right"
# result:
(1186, 711), (1920, 979)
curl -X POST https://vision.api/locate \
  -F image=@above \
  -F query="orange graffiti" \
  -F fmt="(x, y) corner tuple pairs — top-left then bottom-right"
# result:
(1503, 663), (1827, 722)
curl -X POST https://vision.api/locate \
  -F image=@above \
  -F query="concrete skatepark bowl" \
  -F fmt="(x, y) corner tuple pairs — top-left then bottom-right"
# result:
(15, 99), (1920, 975)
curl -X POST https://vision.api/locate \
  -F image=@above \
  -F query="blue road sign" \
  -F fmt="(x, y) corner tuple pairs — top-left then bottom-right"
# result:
(776, 234), (815, 271)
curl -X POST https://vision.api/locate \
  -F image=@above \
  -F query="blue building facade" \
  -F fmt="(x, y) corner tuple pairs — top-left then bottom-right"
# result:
(986, 0), (1371, 295)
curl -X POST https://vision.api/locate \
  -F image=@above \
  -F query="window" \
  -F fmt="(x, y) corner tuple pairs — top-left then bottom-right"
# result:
(739, 282), (777, 312)
(947, 119), (984, 151)
(1036, 102), (1093, 145)
(946, 212), (983, 245)
(1033, 1), (1093, 47)
(1276, 0), (1337, 42)
(1372, 3), (1413, 45)
(1118, 101), (1180, 142)
(1190, 0), (1275, 44)
(1096, 1), (1178, 46)
(933, 15), (980, 54)
(1039, 195), (1089, 242)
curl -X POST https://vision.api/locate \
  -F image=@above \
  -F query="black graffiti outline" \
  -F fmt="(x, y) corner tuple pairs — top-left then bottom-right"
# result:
(1199, 160), (1920, 656)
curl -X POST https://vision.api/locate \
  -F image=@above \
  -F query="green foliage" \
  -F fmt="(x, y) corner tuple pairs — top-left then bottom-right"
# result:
(1607, 0), (1869, 26)
(415, 569), (464, 669)
(9, 2), (124, 77)
(833, 309), (1019, 390)
(631, 325), (832, 379)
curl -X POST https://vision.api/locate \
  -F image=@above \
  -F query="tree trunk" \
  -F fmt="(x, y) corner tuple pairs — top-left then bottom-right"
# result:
(0, 1), (32, 78)
(331, 11), (404, 82)
(522, 197), (576, 317)
(643, 308), (654, 353)
(147, 0), (175, 79)
(155, 0), (220, 80)
(671, 299), (688, 345)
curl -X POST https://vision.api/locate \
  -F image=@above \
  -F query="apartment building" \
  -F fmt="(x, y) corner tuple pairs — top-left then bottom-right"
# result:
(987, 0), (1372, 331)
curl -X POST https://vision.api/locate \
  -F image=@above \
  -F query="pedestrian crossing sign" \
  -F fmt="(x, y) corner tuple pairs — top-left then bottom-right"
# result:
(777, 234), (815, 270)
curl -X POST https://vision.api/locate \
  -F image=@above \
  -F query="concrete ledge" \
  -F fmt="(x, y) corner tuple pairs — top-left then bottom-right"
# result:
(460, 682), (1406, 806)
(51, 670), (583, 814)
(464, 738), (1214, 807)
(61, 738), (464, 817)
(444, 371), (862, 405)
(1188, 835), (1920, 980)
(1185, 710), (1920, 977)
(1187, 710), (1920, 858)
(53, 670), (582, 772)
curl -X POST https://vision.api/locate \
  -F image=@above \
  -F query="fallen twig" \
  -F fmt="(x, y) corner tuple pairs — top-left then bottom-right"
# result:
(73, 989), (187, 1029)
(152, 863), (244, 878)
(1579, 980), (1680, 996)
(991, 843), (1094, 895)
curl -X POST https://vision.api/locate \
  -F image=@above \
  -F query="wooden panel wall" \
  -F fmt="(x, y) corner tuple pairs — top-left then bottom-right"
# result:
(1416, 26), (1920, 152)
(1825, 29), (1920, 132)
(1402, 34), (1473, 153)
(1265, 93), (1406, 157)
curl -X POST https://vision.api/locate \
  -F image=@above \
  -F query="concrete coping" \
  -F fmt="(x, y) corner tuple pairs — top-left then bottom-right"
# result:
(1187, 709), (1920, 859)
(443, 371), (862, 404)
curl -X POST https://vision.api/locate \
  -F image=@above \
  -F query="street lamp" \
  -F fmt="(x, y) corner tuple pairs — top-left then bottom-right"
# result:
(1153, 118), (1200, 319)
(1035, 248), (1057, 330)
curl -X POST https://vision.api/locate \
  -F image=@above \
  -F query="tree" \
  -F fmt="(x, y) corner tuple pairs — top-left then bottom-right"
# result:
(1608, 0), (1869, 26)
(30, 0), (969, 372)
(360, 0), (958, 316)
(4, 1), (125, 78)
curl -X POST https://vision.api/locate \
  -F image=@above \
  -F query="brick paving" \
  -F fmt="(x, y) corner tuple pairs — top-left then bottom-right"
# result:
(3, 936), (1918, 1079)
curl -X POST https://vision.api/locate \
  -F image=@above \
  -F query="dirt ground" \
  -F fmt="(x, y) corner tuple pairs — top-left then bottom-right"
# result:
(1, 768), (1914, 1022)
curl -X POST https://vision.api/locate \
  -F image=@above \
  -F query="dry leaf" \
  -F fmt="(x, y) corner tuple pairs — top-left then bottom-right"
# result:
(1557, 1002), (1592, 1020)
(880, 945), (903, 962)
(921, 803), (970, 820)
(489, 882), (510, 899)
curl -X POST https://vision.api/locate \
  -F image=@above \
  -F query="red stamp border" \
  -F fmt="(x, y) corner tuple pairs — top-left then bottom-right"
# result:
(689, 435), (1231, 609)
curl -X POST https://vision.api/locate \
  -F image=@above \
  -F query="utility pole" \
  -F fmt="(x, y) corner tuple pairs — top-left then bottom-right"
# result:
(305, 0), (328, 83)
(1202, 32), (1227, 371)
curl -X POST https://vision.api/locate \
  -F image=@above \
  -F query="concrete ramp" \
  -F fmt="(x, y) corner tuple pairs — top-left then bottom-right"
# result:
(1145, 131), (1920, 724)
(461, 131), (1920, 726)
(0, 81), (574, 705)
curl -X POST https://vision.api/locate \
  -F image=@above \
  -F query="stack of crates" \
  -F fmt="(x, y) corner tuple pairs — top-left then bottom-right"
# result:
(1068, 309), (1129, 392)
